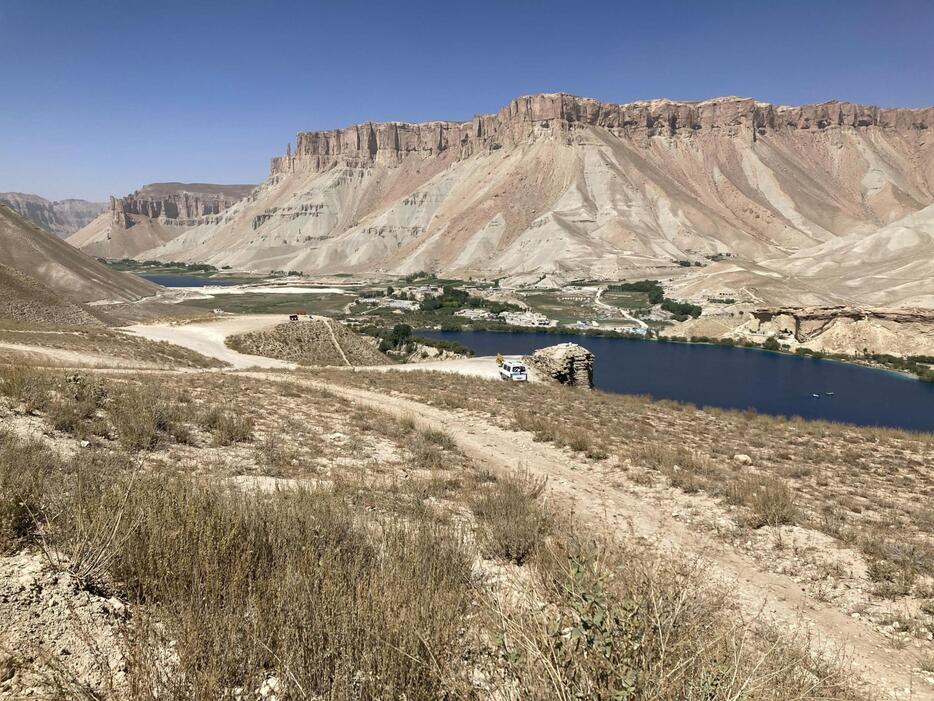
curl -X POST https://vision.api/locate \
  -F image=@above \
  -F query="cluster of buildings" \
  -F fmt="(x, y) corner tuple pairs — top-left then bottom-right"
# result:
(454, 308), (555, 327)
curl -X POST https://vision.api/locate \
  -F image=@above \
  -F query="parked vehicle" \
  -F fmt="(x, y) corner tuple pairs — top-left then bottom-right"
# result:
(499, 360), (528, 382)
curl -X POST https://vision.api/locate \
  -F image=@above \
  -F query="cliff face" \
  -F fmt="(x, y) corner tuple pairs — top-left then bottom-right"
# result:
(0, 193), (106, 237)
(69, 183), (254, 259)
(270, 94), (934, 174)
(138, 93), (933, 309)
(110, 183), (255, 228)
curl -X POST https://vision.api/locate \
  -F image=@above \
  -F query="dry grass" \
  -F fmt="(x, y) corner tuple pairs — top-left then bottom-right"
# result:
(0, 369), (878, 699)
(0, 322), (226, 369)
(472, 471), (553, 565)
(317, 369), (933, 593)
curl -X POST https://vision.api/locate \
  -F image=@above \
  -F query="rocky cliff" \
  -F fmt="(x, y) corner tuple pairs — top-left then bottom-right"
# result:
(109, 182), (255, 228)
(0, 193), (106, 237)
(270, 94), (934, 174)
(133, 93), (932, 309)
(68, 183), (254, 259)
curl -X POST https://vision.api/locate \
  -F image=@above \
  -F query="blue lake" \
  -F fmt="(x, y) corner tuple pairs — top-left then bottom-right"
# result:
(419, 330), (934, 433)
(141, 275), (240, 287)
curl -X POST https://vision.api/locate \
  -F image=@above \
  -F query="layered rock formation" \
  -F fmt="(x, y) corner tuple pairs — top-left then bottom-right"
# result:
(0, 193), (106, 237)
(524, 343), (594, 388)
(109, 183), (255, 228)
(664, 305), (934, 356)
(125, 93), (932, 309)
(68, 183), (254, 259)
(270, 94), (933, 175)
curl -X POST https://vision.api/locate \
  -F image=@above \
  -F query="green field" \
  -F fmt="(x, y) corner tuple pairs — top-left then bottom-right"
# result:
(520, 292), (599, 324)
(600, 290), (650, 309)
(186, 293), (351, 316)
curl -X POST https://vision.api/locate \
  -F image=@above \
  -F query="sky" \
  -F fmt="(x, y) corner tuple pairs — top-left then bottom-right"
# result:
(1, 0), (932, 201)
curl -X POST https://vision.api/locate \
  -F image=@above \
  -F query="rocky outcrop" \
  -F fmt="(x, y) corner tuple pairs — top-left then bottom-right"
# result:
(68, 183), (255, 259)
(0, 193), (105, 237)
(271, 93), (934, 174)
(750, 307), (934, 342)
(110, 182), (254, 228)
(524, 343), (594, 388)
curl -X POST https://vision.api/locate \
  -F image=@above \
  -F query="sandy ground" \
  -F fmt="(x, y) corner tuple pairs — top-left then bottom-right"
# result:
(122, 315), (296, 369)
(120, 315), (529, 379)
(0, 342), (161, 369)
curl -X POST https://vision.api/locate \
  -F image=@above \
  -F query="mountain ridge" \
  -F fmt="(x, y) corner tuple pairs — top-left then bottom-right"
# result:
(75, 93), (934, 308)
(0, 192), (106, 237)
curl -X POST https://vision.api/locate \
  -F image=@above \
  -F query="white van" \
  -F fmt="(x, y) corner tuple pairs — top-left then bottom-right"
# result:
(499, 360), (528, 382)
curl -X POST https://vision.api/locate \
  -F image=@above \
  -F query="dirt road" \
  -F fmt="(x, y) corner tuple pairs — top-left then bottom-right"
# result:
(122, 315), (295, 369)
(246, 371), (932, 701)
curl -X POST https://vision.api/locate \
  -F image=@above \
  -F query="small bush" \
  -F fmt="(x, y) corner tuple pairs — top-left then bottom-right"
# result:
(201, 407), (254, 446)
(724, 477), (798, 528)
(110, 384), (187, 451)
(472, 471), (552, 565)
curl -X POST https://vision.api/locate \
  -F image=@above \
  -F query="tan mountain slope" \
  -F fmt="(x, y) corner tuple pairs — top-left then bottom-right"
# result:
(668, 204), (934, 308)
(142, 93), (933, 307)
(0, 192), (106, 237)
(0, 204), (158, 305)
(763, 203), (934, 308)
(0, 262), (101, 325)
(68, 182), (254, 259)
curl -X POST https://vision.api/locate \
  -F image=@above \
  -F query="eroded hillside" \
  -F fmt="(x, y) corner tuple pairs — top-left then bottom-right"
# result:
(133, 93), (933, 307)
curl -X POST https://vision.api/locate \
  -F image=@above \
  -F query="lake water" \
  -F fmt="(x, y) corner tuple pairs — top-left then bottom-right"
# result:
(420, 330), (934, 432)
(141, 274), (240, 287)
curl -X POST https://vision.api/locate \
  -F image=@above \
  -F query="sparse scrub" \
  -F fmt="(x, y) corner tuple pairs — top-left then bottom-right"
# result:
(472, 471), (552, 565)
(110, 383), (189, 451)
(199, 406), (254, 446)
(494, 536), (860, 700)
(723, 476), (798, 528)
(0, 365), (52, 412)
(101, 479), (475, 698)
(0, 431), (51, 551)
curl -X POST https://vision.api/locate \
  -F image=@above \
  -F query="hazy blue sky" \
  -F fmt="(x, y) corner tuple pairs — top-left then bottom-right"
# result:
(1, 0), (932, 201)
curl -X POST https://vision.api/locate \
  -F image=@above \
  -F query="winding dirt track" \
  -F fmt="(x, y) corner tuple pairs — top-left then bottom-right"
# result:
(245, 371), (932, 701)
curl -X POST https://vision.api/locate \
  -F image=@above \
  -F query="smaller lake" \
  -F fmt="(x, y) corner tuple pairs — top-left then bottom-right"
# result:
(141, 275), (241, 287)
(420, 330), (934, 433)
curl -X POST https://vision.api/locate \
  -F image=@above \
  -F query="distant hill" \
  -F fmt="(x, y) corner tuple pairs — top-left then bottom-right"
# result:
(0, 204), (158, 323)
(68, 182), (254, 259)
(0, 192), (106, 237)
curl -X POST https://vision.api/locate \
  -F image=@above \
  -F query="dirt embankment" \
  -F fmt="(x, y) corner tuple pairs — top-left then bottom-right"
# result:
(227, 317), (388, 367)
